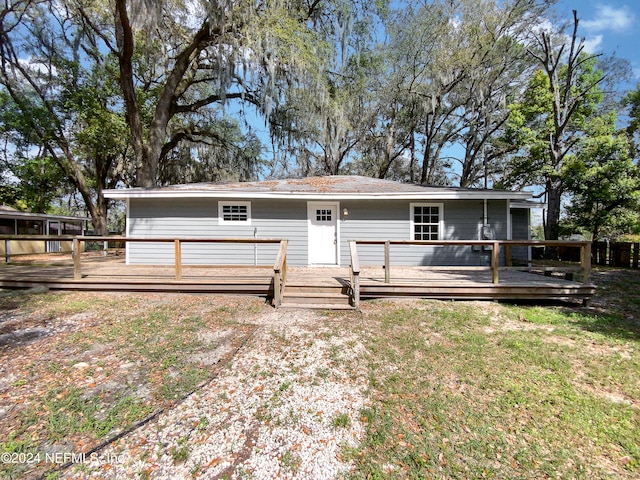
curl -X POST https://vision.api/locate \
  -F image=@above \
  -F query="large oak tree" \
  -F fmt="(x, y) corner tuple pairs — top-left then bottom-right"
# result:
(499, 11), (610, 240)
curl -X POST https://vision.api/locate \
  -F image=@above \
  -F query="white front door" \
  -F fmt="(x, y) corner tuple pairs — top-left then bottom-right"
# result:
(308, 202), (339, 265)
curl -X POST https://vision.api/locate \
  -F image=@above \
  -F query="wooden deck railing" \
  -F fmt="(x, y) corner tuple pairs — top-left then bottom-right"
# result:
(70, 236), (285, 280)
(350, 240), (592, 286)
(1, 235), (287, 287)
(273, 240), (288, 307)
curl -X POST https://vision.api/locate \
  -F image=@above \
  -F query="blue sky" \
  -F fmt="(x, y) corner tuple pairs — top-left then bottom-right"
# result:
(557, 0), (640, 83)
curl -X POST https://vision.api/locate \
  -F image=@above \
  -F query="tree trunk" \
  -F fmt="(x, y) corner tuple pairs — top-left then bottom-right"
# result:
(545, 178), (563, 241)
(136, 144), (159, 188)
(92, 198), (109, 236)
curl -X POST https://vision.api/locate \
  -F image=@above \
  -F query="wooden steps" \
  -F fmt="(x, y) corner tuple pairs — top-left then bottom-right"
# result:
(279, 283), (354, 310)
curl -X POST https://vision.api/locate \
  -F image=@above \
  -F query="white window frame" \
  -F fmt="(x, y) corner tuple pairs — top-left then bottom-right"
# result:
(409, 203), (444, 241)
(218, 201), (252, 225)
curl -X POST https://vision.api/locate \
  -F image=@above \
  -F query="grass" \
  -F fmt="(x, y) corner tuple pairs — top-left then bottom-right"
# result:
(42, 387), (153, 440)
(169, 437), (190, 464)
(1, 268), (638, 479)
(0, 292), (265, 479)
(346, 270), (640, 479)
(331, 412), (351, 429)
(281, 449), (302, 473)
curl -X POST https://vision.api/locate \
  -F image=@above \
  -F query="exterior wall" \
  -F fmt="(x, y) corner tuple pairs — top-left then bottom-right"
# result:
(127, 198), (308, 265)
(0, 240), (76, 256)
(0, 217), (82, 256)
(127, 197), (512, 267)
(1, 240), (47, 256)
(511, 208), (530, 239)
(510, 208), (531, 264)
(339, 199), (509, 266)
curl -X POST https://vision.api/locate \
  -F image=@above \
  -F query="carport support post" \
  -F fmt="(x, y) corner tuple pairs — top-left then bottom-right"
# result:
(73, 237), (81, 279)
(384, 241), (390, 283)
(581, 242), (591, 285)
(175, 239), (182, 280)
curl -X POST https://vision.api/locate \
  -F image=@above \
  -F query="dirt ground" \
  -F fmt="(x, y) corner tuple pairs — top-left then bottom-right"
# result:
(0, 291), (366, 479)
(0, 266), (638, 479)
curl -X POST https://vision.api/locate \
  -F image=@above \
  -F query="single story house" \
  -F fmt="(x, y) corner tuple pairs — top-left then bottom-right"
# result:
(0, 206), (87, 255)
(103, 176), (535, 267)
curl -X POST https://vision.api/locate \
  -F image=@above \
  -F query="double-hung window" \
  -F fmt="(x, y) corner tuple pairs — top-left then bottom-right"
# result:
(218, 201), (251, 225)
(410, 203), (443, 240)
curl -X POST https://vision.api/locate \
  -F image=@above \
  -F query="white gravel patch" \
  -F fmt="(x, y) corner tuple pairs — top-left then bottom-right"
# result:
(67, 310), (369, 479)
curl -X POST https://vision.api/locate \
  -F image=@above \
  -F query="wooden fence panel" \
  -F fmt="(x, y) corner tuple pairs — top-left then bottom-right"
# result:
(590, 241), (640, 269)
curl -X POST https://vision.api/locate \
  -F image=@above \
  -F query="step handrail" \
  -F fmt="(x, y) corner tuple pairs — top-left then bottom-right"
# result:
(349, 240), (360, 309)
(273, 240), (289, 307)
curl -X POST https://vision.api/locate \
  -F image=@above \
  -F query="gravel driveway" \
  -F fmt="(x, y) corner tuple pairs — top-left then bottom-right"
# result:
(65, 308), (369, 479)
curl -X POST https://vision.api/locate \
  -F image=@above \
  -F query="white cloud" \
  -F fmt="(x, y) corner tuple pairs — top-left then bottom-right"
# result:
(583, 35), (603, 53)
(581, 5), (635, 33)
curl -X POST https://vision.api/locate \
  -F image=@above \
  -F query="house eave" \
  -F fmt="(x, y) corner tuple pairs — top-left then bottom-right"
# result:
(103, 190), (532, 201)
(0, 210), (89, 222)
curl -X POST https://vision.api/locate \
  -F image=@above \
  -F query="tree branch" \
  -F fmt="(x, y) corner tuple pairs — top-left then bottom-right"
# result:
(171, 91), (261, 114)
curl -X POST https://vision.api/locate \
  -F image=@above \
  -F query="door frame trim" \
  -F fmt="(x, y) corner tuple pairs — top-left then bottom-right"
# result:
(307, 201), (340, 266)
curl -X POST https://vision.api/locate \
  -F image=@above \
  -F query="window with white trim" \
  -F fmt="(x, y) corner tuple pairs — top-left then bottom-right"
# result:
(410, 203), (443, 240)
(218, 201), (251, 225)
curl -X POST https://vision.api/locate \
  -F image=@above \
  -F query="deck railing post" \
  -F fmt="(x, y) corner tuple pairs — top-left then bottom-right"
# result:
(384, 241), (390, 283)
(352, 273), (360, 309)
(175, 239), (182, 280)
(491, 241), (500, 284)
(273, 240), (288, 307)
(349, 241), (360, 309)
(274, 270), (282, 307)
(282, 255), (287, 287)
(73, 237), (81, 279)
(505, 244), (512, 267)
(581, 242), (591, 285)
(5, 240), (10, 263)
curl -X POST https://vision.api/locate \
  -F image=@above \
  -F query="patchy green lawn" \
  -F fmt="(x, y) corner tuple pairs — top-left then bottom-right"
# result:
(347, 267), (640, 479)
(0, 266), (638, 479)
(0, 292), (266, 479)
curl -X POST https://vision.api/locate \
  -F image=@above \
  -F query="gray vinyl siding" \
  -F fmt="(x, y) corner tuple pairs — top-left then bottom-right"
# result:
(127, 197), (512, 266)
(511, 208), (530, 240)
(339, 199), (509, 266)
(127, 198), (307, 265)
(510, 208), (531, 264)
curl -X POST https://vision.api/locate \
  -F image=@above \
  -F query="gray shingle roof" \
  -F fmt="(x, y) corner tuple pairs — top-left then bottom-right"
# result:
(104, 175), (531, 200)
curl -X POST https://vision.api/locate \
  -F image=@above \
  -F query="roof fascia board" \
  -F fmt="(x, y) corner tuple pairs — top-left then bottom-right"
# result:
(104, 190), (532, 201)
(511, 201), (547, 209)
(0, 211), (88, 221)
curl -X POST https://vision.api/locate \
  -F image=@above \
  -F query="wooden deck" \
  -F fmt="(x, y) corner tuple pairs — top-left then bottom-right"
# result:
(0, 255), (596, 307)
(0, 256), (275, 294)
(355, 266), (595, 302)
